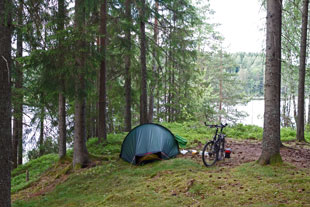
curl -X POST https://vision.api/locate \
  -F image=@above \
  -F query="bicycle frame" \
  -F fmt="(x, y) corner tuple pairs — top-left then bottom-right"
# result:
(202, 123), (227, 166)
(205, 123), (227, 141)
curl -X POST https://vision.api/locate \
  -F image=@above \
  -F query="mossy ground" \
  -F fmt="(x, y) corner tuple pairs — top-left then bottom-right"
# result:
(12, 160), (310, 207)
(12, 123), (310, 206)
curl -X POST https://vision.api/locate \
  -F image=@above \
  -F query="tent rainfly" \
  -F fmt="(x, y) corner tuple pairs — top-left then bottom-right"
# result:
(120, 123), (179, 165)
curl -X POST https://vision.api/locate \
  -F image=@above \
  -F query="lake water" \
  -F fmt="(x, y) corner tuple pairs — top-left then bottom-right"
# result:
(237, 99), (264, 127)
(237, 99), (310, 127)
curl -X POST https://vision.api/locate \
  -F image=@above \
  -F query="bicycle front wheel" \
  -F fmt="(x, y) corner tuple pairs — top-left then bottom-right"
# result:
(202, 141), (218, 167)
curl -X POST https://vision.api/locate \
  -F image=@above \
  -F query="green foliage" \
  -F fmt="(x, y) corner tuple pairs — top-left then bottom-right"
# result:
(162, 122), (214, 144)
(197, 49), (250, 123)
(86, 133), (126, 156)
(163, 122), (310, 144)
(232, 52), (265, 96)
(226, 124), (263, 140)
(11, 154), (58, 193)
(27, 137), (58, 161)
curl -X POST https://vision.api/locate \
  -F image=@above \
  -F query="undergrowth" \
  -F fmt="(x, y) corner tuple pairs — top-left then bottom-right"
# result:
(163, 122), (310, 144)
(11, 154), (58, 193)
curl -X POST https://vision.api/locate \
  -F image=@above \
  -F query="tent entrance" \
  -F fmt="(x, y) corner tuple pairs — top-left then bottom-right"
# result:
(136, 152), (162, 165)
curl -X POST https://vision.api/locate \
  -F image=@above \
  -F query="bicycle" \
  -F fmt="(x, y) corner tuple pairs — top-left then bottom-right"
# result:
(202, 122), (228, 167)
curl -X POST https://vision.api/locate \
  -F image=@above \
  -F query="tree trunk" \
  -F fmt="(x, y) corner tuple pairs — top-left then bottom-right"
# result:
(292, 94), (297, 126)
(17, 123), (23, 164)
(98, 0), (107, 143)
(258, 0), (283, 165)
(282, 89), (290, 127)
(168, 44), (172, 122)
(39, 107), (44, 156)
(156, 63), (160, 122)
(58, 0), (66, 159)
(168, 67), (171, 122)
(58, 91), (66, 158)
(96, 39), (99, 138)
(108, 102), (114, 132)
(86, 100), (91, 139)
(124, 0), (132, 132)
(12, 118), (18, 168)
(164, 55), (168, 121)
(219, 50), (223, 123)
(91, 102), (96, 137)
(0, 0), (12, 204)
(13, 0), (23, 168)
(296, 0), (309, 142)
(139, 0), (148, 124)
(73, 0), (89, 168)
(171, 64), (175, 122)
(308, 94), (310, 125)
(148, 1), (159, 123)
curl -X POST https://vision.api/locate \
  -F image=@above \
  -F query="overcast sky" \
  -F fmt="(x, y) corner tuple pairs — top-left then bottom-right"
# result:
(208, 0), (266, 53)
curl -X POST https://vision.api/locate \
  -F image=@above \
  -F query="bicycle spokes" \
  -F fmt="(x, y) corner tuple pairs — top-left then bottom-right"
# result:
(202, 142), (217, 166)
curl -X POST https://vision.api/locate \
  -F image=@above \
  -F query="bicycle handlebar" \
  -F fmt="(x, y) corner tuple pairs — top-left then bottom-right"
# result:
(204, 122), (228, 129)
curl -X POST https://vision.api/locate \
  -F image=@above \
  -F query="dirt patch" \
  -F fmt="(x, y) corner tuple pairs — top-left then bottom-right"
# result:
(179, 138), (310, 168)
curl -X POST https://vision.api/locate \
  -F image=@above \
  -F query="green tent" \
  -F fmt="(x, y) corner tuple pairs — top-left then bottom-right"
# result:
(120, 123), (179, 165)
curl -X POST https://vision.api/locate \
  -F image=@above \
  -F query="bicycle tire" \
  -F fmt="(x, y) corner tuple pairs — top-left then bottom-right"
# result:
(202, 141), (218, 167)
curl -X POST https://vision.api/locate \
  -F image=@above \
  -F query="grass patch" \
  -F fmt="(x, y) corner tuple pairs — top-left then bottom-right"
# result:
(12, 122), (310, 206)
(11, 154), (58, 193)
(13, 160), (310, 207)
(163, 122), (310, 146)
(86, 133), (125, 156)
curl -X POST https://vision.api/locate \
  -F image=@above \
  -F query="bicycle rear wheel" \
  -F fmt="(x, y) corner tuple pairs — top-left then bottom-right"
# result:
(202, 141), (218, 167)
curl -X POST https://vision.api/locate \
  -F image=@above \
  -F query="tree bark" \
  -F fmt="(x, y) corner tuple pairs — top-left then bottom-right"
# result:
(91, 102), (96, 137)
(57, 0), (67, 159)
(164, 55), (168, 121)
(96, 37), (100, 138)
(124, 0), (132, 131)
(17, 122), (22, 164)
(292, 94), (297, 125)
(58, 91), (66, 157)
(73, 0), (89, 168)
(168, 43), (172, 122)
(148, 1), (159, 123)
(156, 62), (160, 122)
(13, 0), (23, 168)
(39, 108), (44, 156)
(98, 0), (107, 143)
(139, 0), (148, 124)
(171, 62), (175, 122)
(0, 0), (12, 204)
(258, 0), (283, 165)
(219, 50), (223, 123)
(86, 100), (91, 139)
(308, 94), (310, 125)
(12, 117), (18, 168)
(296, 0), (309, 142)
